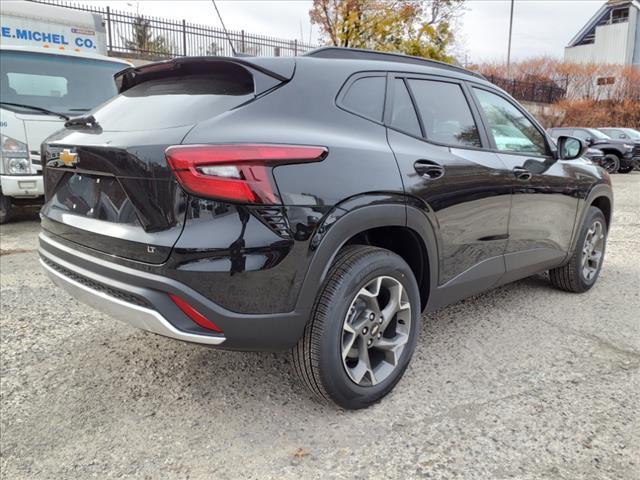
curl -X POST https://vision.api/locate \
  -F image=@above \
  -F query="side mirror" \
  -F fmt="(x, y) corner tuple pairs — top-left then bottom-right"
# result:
(557, 136), (587, 160)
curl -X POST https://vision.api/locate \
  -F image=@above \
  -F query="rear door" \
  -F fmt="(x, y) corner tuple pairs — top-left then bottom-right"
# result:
(385, 74), (512, 295)
(468, 85), (579, 278)
(42, 60), (267, 264)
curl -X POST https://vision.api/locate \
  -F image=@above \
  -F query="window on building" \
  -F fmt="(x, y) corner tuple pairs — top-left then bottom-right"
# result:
(597, 77), (616, 86)
(611, 7), (629, 24)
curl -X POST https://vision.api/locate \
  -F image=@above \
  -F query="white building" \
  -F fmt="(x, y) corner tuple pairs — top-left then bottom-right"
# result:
(565, 0), (640, 66)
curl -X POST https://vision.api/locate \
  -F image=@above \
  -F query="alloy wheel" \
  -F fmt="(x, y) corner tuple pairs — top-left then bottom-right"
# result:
(581, 220), (605, 281)
(600, 156), (619, 173)
(341, 276), (412, 386)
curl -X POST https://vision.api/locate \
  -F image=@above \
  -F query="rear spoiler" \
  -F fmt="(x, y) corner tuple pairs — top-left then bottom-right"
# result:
(114, 56), (295, 96)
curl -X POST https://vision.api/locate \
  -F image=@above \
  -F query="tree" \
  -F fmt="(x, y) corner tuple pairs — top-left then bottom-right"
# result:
(309, 0), (465, 62)
(123, 16), (172, 57)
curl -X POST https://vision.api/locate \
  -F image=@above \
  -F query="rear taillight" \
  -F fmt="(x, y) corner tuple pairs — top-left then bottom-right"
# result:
(169, 293), (223, 333)
(165, 144), (327, 203)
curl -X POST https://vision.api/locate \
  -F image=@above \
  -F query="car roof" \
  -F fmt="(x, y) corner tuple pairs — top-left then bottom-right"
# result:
(304, 47), (486, 81)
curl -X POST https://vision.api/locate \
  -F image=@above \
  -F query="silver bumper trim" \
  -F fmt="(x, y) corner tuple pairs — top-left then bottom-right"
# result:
(40, 259), (226, 346)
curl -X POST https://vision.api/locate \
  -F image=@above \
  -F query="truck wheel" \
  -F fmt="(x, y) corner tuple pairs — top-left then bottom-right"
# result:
(549, 206), (607, 293)
(0, 194), (12, 224)
(600, 154), (619, 174)
(292, 245), (421, 409)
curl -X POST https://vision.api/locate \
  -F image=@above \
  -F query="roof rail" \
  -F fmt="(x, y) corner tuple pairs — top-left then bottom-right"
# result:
(304, 47), (485, 80)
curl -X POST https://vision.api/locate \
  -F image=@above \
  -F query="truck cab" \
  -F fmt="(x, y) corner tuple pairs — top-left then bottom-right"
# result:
(0, 1), (130, 223)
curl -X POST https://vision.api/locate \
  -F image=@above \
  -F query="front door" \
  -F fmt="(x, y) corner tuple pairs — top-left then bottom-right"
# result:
(385, 75), (512, 305)
(469, 86), (579, 280)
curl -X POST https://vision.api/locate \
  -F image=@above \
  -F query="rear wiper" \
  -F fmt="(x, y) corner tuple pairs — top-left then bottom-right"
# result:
(64, 114), (101, 129)
(0, 102), (70, 120)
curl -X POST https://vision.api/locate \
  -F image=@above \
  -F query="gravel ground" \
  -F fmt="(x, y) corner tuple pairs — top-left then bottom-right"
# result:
(1, 174), (639, 480)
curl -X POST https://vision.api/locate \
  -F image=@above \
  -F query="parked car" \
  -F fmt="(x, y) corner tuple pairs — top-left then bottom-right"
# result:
(39, 48), (613, 409)
(598, 128), (640, 170)
(548, 127), (637, 173)
(598, 127), (640, 142)
(583, 147), (607, 168)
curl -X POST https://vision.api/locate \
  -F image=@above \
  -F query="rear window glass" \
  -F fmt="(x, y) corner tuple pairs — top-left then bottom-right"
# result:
(93, 68), (254, 131)
(390, 79), (421, 137)
(408, 79), (481, 148)
(341, 76), (386, 121)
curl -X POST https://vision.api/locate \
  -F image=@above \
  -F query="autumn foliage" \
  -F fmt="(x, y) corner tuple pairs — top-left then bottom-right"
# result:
(477, 57), (640, 128)
(309, 0), (465, 62)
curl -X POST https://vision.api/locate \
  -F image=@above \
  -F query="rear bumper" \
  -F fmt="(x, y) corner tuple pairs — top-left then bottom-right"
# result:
(0, 175), (44, 197)
(41, 258), (226, 346)
(38, 231), (305, 350)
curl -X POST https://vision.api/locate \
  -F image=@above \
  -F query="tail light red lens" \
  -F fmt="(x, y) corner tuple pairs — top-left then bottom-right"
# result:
(165, 144), (327, 203)
(169, 293), (223, 333)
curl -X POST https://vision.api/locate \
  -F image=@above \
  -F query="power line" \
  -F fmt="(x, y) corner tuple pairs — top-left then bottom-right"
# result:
(211, 0), (237, 56)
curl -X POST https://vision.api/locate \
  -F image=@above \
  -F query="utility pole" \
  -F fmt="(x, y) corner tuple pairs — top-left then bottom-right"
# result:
(507, 0), (515, 77)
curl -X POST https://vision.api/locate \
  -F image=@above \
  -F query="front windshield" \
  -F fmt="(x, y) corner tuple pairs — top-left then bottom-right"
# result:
(586, 128), (610, 140)
(0, 51), (125, 116)
(622, 128), (640, 139)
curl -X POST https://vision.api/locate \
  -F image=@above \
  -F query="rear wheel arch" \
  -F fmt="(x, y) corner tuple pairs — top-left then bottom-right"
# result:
(567, 184), (613, 257)
(344, 225), (430, 310)
(295, 202), (438, 315)
(590, 195), (611, 230)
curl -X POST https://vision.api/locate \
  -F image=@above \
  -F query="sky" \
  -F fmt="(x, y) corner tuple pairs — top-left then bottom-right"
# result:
(85, 0), (608, 63)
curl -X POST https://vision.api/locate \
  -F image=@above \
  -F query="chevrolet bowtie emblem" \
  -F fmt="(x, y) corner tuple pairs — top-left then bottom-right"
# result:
(59, 148), (78, 167)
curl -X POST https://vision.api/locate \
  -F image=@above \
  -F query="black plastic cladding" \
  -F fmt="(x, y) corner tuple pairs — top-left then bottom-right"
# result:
(40, 53), (612, 350)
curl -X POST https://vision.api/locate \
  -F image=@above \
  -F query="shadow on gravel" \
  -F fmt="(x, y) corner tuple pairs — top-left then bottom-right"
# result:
(2, 206), (40, 224)
(49, 274), (556, 418)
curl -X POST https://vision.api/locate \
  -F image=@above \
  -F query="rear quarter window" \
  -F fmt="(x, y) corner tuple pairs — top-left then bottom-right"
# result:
(340, 76), (386, 122)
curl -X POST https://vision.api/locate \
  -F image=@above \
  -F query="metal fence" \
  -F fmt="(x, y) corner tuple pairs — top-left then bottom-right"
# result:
(30, 0), (318, 59)
(485, 75), (566, 104)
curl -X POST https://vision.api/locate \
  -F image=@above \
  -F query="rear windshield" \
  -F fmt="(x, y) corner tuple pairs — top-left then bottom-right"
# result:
(92, 66), (254, 131)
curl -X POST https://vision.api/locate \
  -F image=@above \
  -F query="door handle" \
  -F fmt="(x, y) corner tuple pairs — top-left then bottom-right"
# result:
(513, 166), (532, 181)
(414, 160), (445, 180)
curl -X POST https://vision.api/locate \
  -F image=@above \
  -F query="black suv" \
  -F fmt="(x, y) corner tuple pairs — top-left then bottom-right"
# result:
(548, 127), (638, 173)
(40, 48), (613, 409)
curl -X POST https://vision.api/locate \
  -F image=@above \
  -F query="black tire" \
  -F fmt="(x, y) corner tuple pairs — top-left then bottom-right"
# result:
(0, 194), (12, 225)
(549, 206), (607, 293)
(617, 165), (633, 174)
(600, 154), (620, 174)
(292, 245), (421, 409)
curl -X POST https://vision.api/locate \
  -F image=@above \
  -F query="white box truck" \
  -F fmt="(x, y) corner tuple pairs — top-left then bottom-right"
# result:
(0, 1), (131, 223)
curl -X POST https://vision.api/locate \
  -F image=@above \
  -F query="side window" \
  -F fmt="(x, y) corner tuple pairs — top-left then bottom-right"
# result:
(609, 129), (626, 139)
(407, 79), (481, 147)
(554, 128), (571, 137)
(390, 79), (421, 137)
(473, 88), (547, 156)
(572, 129), (590, 141)
(341, 76), (386, 121)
